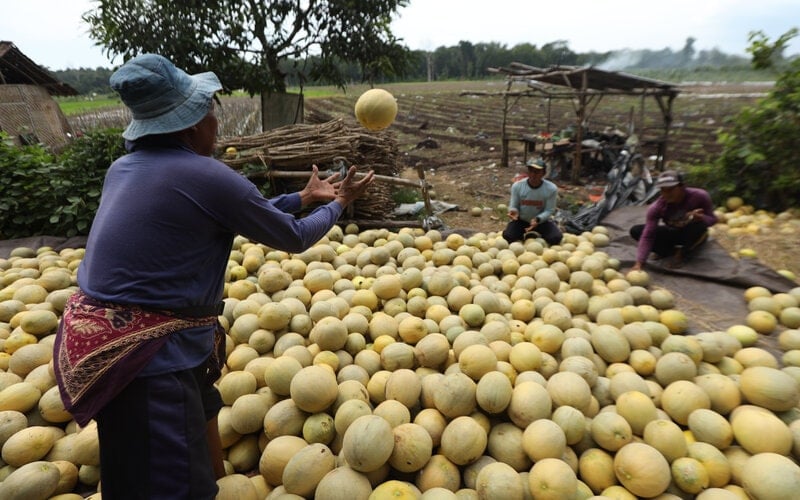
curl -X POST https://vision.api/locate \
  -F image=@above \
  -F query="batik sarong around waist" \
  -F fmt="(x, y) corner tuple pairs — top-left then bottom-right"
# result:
(53, 290), (223, 426)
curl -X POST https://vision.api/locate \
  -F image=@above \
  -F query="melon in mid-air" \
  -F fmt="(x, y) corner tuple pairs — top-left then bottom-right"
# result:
(354, 88), (397, 130)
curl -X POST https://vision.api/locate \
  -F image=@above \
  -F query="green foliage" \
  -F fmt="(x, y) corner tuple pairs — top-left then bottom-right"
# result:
(82, 0), (411, 96)
(707, 58), (800, 210)
(0, 135), (57, 239)
(392, 188), (421, 204)
(747, 28), (798, 70)
(51, 67), (115, 95)
(0, 130), (125, 239)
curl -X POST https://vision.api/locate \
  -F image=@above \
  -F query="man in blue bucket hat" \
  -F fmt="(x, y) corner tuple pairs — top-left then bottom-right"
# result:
(53, 54), (374, 499)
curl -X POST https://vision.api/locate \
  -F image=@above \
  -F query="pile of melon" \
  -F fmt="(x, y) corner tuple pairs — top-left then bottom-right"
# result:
(711, 196), (800, 281)
(2, 224), (800, 500)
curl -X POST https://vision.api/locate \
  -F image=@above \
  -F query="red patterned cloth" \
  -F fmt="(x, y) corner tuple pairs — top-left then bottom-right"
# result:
(53, 290), (221, 426)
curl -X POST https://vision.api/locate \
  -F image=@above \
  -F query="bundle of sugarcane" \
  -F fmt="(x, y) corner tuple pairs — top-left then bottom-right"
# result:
(216, 119), (402, 220)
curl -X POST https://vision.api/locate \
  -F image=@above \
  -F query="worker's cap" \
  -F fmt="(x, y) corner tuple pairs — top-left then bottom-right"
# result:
(655, 170), (683, 188)
(526, 158), (546, 170)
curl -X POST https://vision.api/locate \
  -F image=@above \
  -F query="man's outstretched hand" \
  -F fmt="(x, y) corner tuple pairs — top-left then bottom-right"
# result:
(335, 165), (375, 207)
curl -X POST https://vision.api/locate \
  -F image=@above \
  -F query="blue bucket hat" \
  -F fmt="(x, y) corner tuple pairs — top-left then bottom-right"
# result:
(110, 54), (222, 141)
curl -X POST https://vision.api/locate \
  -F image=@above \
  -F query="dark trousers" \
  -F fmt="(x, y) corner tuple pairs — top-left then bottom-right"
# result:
(503, 219), (563, 246)
(630, 221), (708, 258)
(96, 362), (223, 500)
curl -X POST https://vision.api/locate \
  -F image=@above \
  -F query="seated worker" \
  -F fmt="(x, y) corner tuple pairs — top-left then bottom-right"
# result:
(503, 158), (563, 245)
(630, 170), (718, 270)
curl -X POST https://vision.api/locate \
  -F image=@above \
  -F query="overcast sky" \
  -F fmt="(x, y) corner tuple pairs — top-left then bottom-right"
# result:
(2, 0), (798, 70)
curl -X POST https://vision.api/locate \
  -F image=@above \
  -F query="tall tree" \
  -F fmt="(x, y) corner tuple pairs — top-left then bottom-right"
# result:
(747, 28), (798, 70)
(82, 0), (411, 95)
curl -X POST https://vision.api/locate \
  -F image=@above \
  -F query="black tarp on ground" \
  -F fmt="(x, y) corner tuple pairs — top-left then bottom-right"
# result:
(0, 235), (88, 258)
(601, 205), (797, 345)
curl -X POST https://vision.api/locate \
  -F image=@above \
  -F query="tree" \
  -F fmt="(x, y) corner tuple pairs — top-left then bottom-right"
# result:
(699, 57), (800, 211)
(747, 28), (799, 70)
(680, 37), (696, 66)
(82, 0), (412, 96)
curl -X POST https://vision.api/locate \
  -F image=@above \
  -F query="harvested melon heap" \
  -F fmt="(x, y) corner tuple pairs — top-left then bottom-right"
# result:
(2, 225), (800, 500)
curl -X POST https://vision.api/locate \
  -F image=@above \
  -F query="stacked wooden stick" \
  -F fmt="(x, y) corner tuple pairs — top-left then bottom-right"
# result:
(216, 119), (402, 220)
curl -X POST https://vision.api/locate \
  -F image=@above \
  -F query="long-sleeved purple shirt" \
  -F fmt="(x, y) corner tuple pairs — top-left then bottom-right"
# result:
(78, 136), (343, 374)
(636, 187), (718, 264)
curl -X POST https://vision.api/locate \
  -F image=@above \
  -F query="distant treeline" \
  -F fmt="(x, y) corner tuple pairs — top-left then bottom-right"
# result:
(53, 39), (751, 95)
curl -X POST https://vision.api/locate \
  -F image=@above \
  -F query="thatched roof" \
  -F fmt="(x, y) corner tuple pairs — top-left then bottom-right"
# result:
(490, 63), (679, 97)
(0, 41), (78, 96)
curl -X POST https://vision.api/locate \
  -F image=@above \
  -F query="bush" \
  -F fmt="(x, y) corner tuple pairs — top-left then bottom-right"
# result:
(0, 129), (125, 239)
(703, 58), (800, 211)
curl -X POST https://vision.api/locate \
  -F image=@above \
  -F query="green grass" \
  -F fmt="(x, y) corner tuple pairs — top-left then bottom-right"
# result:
(56, 88), (344, 116)
(57, 95), (122, 115)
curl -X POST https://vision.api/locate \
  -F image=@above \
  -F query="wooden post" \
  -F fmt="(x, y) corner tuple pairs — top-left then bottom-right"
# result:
(571, 72), (588, 184)
(415, 164), (434, 218)
(501, 79), (513, 168)
(249, 169), (424, 189)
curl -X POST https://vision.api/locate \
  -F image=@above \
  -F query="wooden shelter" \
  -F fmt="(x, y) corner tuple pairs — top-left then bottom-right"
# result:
(489, 63), (680, 182)
(0, 41), (78, 150)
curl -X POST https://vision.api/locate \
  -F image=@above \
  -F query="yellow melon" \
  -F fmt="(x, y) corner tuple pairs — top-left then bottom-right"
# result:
(18, 309), (59, 337)
(741, 452), (800, 500)
(475, 370), (513, 415)
(643, 419), (688, 463)
(314, 466), (373, 500)
(439, 416), (487, 465)
(591, 411), (633, 452)
(1, 425), (59, 466)
(616, 390), (657, 436)
(578, 447), (616, 494)
(0, 460), (60, 500)
(458, 344), (497, 381)
(522, 418), (566, 461)
(310, 316), (349, 352)
(341, 415), (394, 472)
(730, 405), (792, 455)
(660, 380), (711, 425)
(528, 457), (578, 500)
(739, 366), (800, 412)
(368, 480), (420, 499)
(0, 381), (41, 412)
(613, 442), (671, 498)
(8, 343), (52, 378)
(671, 456), (710, 495)
(694, 373), (741, 415)
(282, 443), (336, 497)
(688, 441), (731, 488)
(687, 408), (733, 449)
(354, 88), (398, 131)
(384, 368), (421, 409)
(216, 474), (259, 500)
(258, 435), (308, 486)
(659, 309), (688, 334)
(388, 422), (433, 473)
(475, 461), (524, 499)
(547, 371), (592, 413)
(746, 310), (777, 334)
(290, 365), (339, 413)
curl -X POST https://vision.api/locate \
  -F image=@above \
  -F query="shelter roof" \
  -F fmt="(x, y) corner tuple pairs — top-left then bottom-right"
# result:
(0, 41), (78, 96)
(490, 62), (679, 97)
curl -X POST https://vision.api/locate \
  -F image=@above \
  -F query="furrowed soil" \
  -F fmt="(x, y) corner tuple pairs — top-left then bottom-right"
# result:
(299, 79), (798, 283)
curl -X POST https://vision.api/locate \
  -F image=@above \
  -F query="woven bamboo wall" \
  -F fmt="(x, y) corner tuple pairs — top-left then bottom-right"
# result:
(0, 84), (73, 151)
